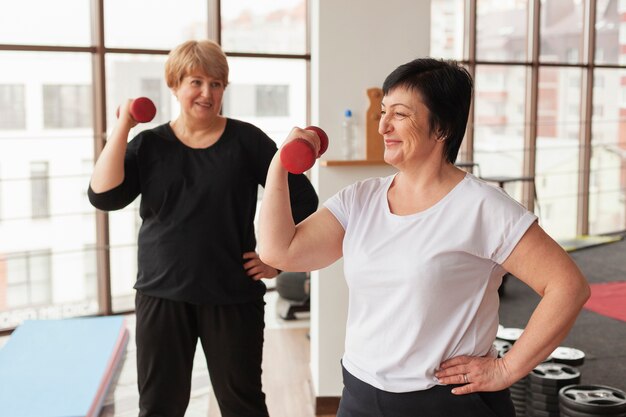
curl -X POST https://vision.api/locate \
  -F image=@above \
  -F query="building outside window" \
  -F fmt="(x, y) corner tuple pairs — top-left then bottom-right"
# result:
(0, 84), (26, 130)
(43, 85), (92, 129)
(0, 0), (309, 331)
(5, 250), (52, 309)
(30, 161), (49, 219)
(256, 85), (289, 117)
(431, 0), (626, 240)
(223, 84), (290, 117)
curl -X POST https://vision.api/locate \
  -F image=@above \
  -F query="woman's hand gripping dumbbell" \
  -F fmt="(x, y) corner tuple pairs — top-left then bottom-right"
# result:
(116, 97), (157, 123)
(280, 126), (329, 174)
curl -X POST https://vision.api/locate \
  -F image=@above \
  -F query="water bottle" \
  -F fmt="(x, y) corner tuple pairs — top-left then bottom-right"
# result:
(342, 109), (358, 160)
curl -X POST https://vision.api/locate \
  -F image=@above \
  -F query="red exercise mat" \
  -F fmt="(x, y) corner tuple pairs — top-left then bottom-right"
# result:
(583, 281), (626, 322)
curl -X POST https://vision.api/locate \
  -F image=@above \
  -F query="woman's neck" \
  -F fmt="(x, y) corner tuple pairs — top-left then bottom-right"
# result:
(170, 115), (226, 148)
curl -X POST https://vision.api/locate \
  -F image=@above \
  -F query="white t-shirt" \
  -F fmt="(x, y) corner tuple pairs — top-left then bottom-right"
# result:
(324, 173), (537, 393)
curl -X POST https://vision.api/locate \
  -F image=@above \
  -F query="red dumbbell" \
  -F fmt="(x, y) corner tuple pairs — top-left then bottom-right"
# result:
(116, 97), (157, 123)
(280, 126), (329, 174)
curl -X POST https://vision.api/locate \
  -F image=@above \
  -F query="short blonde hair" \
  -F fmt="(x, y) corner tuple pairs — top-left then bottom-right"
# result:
(164, 40), (229, 89)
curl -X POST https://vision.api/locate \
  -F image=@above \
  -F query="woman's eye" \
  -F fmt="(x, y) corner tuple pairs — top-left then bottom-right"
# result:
(394, 112), (407, 119)
(210, 82), (222, 88)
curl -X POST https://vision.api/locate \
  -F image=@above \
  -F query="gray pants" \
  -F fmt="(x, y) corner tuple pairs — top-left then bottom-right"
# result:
(337, 364), (515, 417)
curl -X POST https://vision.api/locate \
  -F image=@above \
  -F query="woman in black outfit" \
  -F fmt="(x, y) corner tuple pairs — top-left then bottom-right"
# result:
(88, 39), (318, 417)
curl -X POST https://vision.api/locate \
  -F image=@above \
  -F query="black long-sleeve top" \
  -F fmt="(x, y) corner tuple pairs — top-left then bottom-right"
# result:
(88, 119), (319, 305)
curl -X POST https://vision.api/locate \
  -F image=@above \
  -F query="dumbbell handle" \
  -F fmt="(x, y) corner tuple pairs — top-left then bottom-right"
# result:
(280, 126), (329, 174)
(116, 97), (157, 123)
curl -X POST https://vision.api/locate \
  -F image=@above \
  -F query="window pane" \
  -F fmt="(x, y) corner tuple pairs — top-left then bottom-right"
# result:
(29, 250), (51, 305)
(30, 161), (50, 219)
(595, 0), (621, 64)
(535, 67), (582, 239)
(105, 55), (167, 311)
(539, 0), (585, 64)
(473, 65), (527, 201)
(223, 57), (307, 144)
(0, 0), (91, 46)
(477, 0), (528, 62)
(43, 85), (92, 129)
(5, 255), (29, 308)
(0, 85), (26, 130)
(221, 0), (307, 54)
(105, 0), (207, 50)
(106, 54), (173, 132)
(110, 241), (139, 312)
(0, 51), (98, 330)
(430, 0), (466, 59)
(589, 68), (626, 234)
(4, 251), (51, 309)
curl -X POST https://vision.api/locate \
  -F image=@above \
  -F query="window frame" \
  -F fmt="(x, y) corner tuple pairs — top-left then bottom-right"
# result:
(0, 0), (310, 330)
(454, 0), (623, 236)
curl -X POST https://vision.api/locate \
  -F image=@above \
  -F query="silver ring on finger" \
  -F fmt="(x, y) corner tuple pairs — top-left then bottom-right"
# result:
(463, 373), (469, 384)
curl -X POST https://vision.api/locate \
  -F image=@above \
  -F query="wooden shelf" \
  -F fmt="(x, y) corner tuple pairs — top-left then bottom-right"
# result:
(320, 159), (387, 166)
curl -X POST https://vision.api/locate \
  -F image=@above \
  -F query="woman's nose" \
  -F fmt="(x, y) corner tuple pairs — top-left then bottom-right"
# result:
(378, 113), (391, 136)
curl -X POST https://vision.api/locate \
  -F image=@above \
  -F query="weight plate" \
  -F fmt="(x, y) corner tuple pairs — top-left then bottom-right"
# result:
(530, 363), (581, 387)
(510, 392), (526, 402)
(532, 382), (577, 396)
(528, 391), (559, 404)
(551, 346), (585, 367)
(511, 398), (526, 407)
(529, 408), (561, 417)
(560, 401), (626, 417)
(497, 327), (524, 343)
(530, 398), (561, 412)
(559, 384), (626, 414)
(493, 339), (512, 357)
(510, 385), (528, 396)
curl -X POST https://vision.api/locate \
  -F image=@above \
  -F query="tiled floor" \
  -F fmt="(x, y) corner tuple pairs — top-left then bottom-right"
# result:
(100, 289), (310, 417)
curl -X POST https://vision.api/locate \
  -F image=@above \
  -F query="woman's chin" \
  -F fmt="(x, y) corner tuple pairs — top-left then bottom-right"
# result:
(383, 150), (399, 166)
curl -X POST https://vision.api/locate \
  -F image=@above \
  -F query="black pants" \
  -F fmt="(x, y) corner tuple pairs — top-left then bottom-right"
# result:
(338, 364), (515, 417)
(135, 292), (269, 417)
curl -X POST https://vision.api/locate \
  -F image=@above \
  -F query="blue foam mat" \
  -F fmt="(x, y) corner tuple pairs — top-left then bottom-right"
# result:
(0, 316), (128, 417)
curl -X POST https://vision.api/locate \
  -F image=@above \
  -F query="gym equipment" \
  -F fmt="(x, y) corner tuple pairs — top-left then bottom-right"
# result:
(0, 316), (128, 417)
(552, 346), (586, 367)
(509, 375), (528, 416)
(559, 384), (626, 416)
(527, 363), (582, 417)
(275, 271), (310, 320)
(116, 97), (157, 123)
(496, 326), (524, 344)
(280, 126), (329, 174)
(530, 363), (581, 390)
(492, 339), (512, 357)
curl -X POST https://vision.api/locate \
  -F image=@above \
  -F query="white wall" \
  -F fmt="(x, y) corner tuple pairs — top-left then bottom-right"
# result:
(309, 0), (431, 398)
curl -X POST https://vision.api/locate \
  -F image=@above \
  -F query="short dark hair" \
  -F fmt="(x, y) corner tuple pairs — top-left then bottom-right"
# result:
(382, 58), (473, 164)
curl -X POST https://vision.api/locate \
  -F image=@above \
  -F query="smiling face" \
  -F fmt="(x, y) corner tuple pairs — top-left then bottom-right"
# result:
(379, 86), (442, 168)
(173, 71), (225, 123)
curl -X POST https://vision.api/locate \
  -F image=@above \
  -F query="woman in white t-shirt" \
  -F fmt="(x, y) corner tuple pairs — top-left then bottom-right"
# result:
(259, 58), (590, 417)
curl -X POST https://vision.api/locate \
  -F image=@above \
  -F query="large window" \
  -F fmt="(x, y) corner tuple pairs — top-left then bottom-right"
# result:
(0, 0), (309, 331)
(431, 0), (626, 240)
